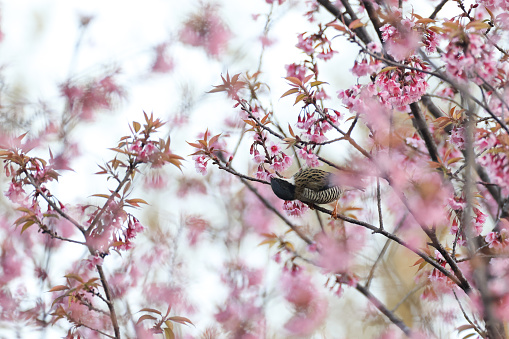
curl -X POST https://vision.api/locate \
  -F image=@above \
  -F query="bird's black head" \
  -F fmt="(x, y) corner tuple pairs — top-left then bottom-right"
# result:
(270, 177), (296, 201)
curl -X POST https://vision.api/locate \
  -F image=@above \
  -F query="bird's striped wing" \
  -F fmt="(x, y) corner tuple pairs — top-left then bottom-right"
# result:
(301, 186), (342, 204)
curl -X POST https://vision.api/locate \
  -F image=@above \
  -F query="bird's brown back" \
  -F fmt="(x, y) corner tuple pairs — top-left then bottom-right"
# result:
(294, 168), (333, 191)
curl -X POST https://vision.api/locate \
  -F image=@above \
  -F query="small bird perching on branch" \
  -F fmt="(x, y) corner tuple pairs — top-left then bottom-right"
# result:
(270, 168), (343, 216)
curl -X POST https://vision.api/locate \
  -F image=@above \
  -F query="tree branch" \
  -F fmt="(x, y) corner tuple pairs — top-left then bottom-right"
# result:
(356, 283), (412, 336)
(96, 265), (121, 339)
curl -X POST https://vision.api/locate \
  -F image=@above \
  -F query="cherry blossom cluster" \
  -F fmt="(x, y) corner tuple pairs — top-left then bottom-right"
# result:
(151, 43), (174, 73)
(252, 144), (292, 180)
(380, 11), (441, 58)
(285, 63), (308, 81)
(449, 205), (486, 246)
(214, 262), (265, 337)
(190, 130), (230, 176)
(375, 57), (429, 111)
(179, 3), (232, 58)
(428, 251), (451, 285)
(61, 75), (123, 121)
(477, 132), (509, 196)
(338, 58), (428, 114)
(244, 107), (293, 179)
(296, 108), (342, 143)
(442, 31), (497, 85)
(296, 146), (320, 167)
(281, 269), (327, 335)
(485, 229), (509, 249)
(283, 200), (309, 217)
(351, 57), (383, 77)
(295, 28), (336, 61)
(380, 15), (421, 61)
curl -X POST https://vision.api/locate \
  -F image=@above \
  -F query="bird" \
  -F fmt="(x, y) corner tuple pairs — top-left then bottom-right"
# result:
(270, 168), (343, 212)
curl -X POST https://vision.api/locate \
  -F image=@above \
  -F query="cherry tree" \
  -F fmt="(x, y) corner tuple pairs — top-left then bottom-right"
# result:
(1, 0), (509, 338)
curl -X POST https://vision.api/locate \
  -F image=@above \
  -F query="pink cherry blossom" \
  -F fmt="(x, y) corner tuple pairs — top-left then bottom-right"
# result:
(449, 126), (465, 149)
(486, 229), (509, 248)
(285, 63), (308, 81)
(193, 154), (208, 175)
(297, 147), (320, 167)
(151, 43), (174, 73)
(351, 58), (382, 77)
(4, 181), (26, 205)
(281, 270), (327, 336)
(268, 142), (281, 155)
(179, 4), (232, 57)
(283, 200), (308, 217)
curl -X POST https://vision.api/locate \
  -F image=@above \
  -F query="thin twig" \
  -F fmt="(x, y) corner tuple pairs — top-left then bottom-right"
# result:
(240, 100), (343, 169)
(240, 177), (314, 245)
(215, 162), (270, 185)
(311, 204), (464, 288)
(75, 321), (116, 339)
(356, 283), (412, 336)
(87, 161), (139, 236)
(409, 102), (440, 163)
(24, 171), (85, 233)
(376, 176), (383, 230)
(365, 212), (407, 289)
(453, 290), (486, 337)
(429, 0), (449, 19)
(96, 265), (121, 339)
(390, 282), (426, 312)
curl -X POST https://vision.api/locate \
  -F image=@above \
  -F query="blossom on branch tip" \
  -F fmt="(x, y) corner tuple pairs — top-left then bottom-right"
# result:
(285, 63), (308, 81)
(193, 155), (208, 176)
(5, 182), (27, 205)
